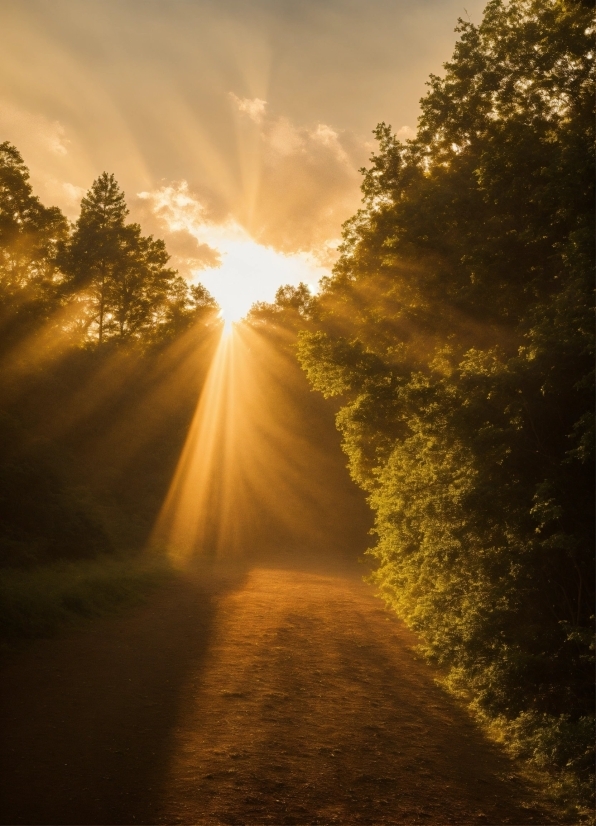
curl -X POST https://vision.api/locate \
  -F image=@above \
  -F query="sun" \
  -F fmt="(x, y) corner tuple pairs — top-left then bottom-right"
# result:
(220, 314), (236, 336)
(145, 187), (328, 322)
(190, 229), (326, 325)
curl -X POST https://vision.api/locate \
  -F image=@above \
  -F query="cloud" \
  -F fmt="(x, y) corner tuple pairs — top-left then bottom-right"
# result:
(229, 93), (268, 123)
(254, 118), (363, 255)
(136, 182), (222, 273)
(311, 124), (349, 164)
(136, 181), (329, 320)
(61, 181), (86, 203)
(267, 116), (304, 156)
(1, 0), (489, 263)
(162, 229), (222, 271)
(225, 95), (366, 256)
(258, 117), (348, 163)
(138, 181), (206, 232)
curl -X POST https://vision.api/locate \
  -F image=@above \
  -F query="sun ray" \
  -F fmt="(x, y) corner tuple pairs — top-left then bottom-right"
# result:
(151, 324), (240, 562)
(150, 319), (370, 568)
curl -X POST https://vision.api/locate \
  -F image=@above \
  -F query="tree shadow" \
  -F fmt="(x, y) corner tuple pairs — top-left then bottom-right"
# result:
(0, 567), (246, 825)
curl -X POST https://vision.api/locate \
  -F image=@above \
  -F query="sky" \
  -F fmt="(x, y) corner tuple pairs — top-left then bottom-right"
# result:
(1, 0), (486, 320)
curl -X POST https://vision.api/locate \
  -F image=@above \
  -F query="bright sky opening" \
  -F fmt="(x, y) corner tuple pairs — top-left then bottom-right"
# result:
(138, 182), (328, 322)
(196, 238), (326, 324)
(1, 0), (486, 318)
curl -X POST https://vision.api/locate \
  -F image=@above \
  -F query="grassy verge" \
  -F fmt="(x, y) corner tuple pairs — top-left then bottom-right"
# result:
(438, 672), (595, 824)
(482, 710), (595, 825)
(0, 551), (174, 642)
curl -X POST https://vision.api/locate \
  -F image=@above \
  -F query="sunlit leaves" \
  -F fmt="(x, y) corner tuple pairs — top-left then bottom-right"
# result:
(298, 0), (595, 794)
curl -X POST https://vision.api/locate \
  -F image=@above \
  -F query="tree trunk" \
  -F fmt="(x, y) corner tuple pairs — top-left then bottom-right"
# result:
(98, 263), (106, 344)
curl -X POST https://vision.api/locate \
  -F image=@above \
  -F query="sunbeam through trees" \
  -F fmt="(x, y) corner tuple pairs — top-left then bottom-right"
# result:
(0, 0), (593, 822)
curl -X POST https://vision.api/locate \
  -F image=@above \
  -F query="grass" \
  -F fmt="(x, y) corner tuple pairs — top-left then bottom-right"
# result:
(0, 551), (174, 642)
(439, 670), (595, 824)
(483, 710), (596, 825)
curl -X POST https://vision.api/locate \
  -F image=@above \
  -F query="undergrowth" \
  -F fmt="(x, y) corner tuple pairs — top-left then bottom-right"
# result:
(487, 712), (595, 824)
(0, 551), (174, 642)
(438, 669), (595, 823)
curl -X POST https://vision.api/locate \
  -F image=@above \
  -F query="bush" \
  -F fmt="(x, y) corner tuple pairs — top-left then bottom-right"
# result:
(0, 412), (113, 567)
(0, 552), (173, 640)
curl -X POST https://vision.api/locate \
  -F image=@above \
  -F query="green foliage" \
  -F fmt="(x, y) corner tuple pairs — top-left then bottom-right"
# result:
(0, 142), (69, 347)
(0, 142), (68, 299)
(0, 146), (220, 573)
(0, 552), (173, 640)
(59, 172), (218, 344)
(247, 282), (314, 340)
(0, 148), (219, 351)
(0, 412), (112, 567)
(298, 0), (594, 808)
(158, 281), (219, 345)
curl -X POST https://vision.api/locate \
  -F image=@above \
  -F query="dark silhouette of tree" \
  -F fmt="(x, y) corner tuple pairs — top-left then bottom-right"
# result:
(248, 282), (313, 329)
(0, 151), (220, 569)
(61, 173), (183, 343)
(159, 281), (219, 343)
(60, 173), (127, 343)
(0, 142), (67, 323)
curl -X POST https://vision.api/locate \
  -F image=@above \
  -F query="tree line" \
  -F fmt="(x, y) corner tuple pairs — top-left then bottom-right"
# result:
(252, 0), (594, 810)
(0, 145), (216, 350)
(0, 147), (219, 567)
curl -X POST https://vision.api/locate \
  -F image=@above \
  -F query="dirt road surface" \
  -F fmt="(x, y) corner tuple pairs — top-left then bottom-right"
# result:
(0, 561), (556, 825)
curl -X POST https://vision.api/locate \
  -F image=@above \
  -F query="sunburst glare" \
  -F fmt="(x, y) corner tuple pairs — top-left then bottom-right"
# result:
(138, 184), (328, 323)
(150, 320), (361, 566)
(151, 325), (239, 562)
(194, 230), (326, 323)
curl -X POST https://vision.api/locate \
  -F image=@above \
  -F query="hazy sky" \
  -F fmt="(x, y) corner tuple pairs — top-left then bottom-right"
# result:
(1, 0), (486, 317)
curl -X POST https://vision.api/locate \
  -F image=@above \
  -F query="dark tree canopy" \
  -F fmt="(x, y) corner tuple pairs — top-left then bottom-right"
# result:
(0, 150), (220, 570)
(59, 173), (216, 344)
(0, 156), (219, 349)
(297, 0), (595, 798)
(0, 142), (68, 320)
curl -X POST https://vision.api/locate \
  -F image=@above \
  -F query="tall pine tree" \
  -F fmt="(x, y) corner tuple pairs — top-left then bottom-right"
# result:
(62, 173), (128, 343)
(62, 173), (180, 343)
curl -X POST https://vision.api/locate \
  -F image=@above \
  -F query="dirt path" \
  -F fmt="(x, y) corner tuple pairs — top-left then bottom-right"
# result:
(0, 563), (555, 825)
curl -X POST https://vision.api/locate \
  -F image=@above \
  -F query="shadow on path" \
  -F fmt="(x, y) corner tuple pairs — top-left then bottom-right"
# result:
(0, 558), (560, 826)
(154, 566), (558, 826)
(0, 567), (246, 825)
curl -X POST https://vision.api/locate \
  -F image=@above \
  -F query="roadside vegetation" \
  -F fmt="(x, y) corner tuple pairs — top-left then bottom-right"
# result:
(0, 552), (173, 642)
(0, 142), (219, 637)
(253, 0), (595, 817)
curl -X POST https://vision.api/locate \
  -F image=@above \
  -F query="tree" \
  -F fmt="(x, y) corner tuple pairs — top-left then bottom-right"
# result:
(61, 173), (128, 343)
(0, 142), (67, 322)
(298, 0), (594, 801)
(62, 173), (188, 344)
(0, 148), (221, 572)
(248, 283), (313, 331)
(157, 280), (219, 343)
(107, 223), (176, 340)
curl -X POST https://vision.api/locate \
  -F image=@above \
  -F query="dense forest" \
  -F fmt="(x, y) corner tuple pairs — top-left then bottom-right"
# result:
(0, 0), (593, 812)
(254, 0), (595, 807)
(0, 144), (222, 568)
